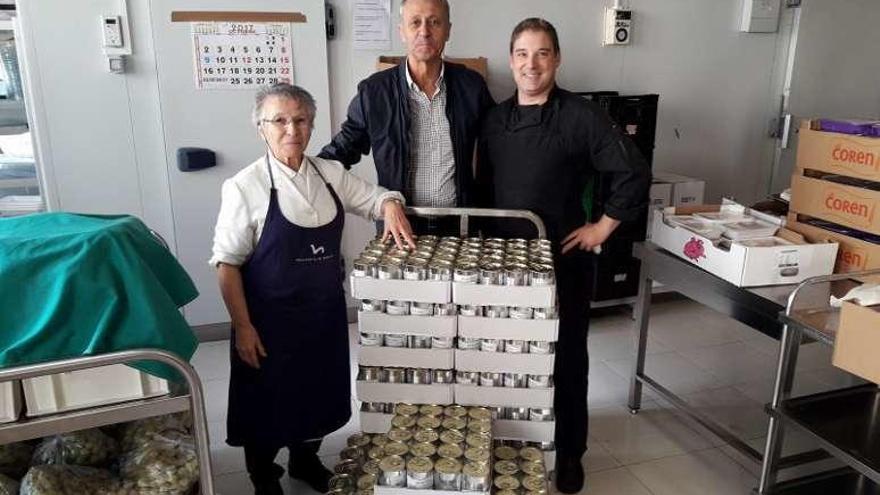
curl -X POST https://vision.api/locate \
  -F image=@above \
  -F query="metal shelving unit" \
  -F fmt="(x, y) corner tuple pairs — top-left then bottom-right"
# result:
(0, 348), (215, 494)
(759, 271), (880, 494)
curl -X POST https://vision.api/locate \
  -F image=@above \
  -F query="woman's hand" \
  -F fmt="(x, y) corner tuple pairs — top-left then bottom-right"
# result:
(561, 215), (621, 254)
(382, 199), (416, 249)
(235, 324), (267, 369)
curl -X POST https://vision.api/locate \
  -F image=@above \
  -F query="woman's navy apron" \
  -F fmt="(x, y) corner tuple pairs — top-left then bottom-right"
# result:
(227, 156), (351, 448)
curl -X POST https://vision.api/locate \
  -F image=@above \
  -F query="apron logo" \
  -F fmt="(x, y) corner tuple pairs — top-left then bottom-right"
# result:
(310, 244), (325, 255)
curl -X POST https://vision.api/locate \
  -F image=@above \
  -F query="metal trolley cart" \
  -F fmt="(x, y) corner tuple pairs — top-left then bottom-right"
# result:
(404, 206), (547, 238)
(759, 270), (880, 494)
(0, 349), (215, 494)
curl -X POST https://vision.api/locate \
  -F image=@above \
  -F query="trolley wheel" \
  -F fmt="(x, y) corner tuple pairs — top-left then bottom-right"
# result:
(630, 408), (640, 415)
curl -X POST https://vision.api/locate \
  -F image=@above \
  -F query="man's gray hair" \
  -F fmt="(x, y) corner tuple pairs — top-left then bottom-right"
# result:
(399, 0), (450, 21)
(252, 83), (317, 127)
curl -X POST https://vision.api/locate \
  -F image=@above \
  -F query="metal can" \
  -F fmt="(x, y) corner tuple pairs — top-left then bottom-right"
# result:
(391, 414), (416, 429)
(431, 337), (454, 349)
(386, 300), (410, 316)
(495, 474), (522, 492)
(529, 408), (555, 422)
(377, 262), (402, 280)
(465, 433), (491, 450)
(437, 442), (464, 459)
(459, 305), (484, 317)
(439, 429), (465, 446)
(534, 441), (555, 451)
(403, 262), (427, 281)
(455, 370), (480, 385)
(528, 375), (552, 388)
(494, 445), (519, 461)
(434, 252), (456, 263)
(328, 474), (355, 492)
(457, 337), (481, 351)
(464, 446), (490, 464)
(505, 265), (529, 286)
(386, 368), (406, 383)
(435, 303), (457, 316)
(410, 441), (437, 458)
(479, 371), (504, 387)
(378, 455), (406, 487)
(395, 403), (420, 416)
(485, 305), (509, 318)
(362, 459), (381, 475)
(467, 420), (491, 435)
(335, 459), (361, 476)
(352, 258), (376, 278)
(433, 369), (454, 384)
(384, 334), (408, 348)
(504, 373), (528, 388)
(357, 474), (378, 491)
(509, 306), (534, 320)
(533, 307), (558, 320)
(406, 456), (434, 490)
(407, 368), (433, 384)
(416, 415), (442, 430)
(428, 261), (454, 281)
(444, 405), (468, 418)
(383, 440), (410, 457)
(523, 475), (548, 494)
(419, 404), (443, 417)
(348, 433), (372, 448)
(359, 333), (384, 347)
(520, 446), (544, 462)
(340, 446), (365, 463)
(529, 341), (555, 354)
(521, 461), (546, 478)
(360, 299), (386, 313)
(504, 340), (527, 354)
(362, 402), (388, 413)
(371, 434), (390, 447)
(387, 428), (413, 444)
(480, 338), (504, 353)
(495, 460), (521, 477)
(506, 407), (530, 420)
(529, 266), (555, 286)
(468, 406), (493, 421)
(441, 416), (467, 431)
(413, 429), (439, 444)
(461, 461), (490, 492)
(367, 446), (385, 461)
(410, 302), (435, 316)
(454, 263), (480, 284)
(479, 263), (504, 285)
(359, 366), (382, 382)
(409, 335), (432, 349)
(434, 458), (462, 491)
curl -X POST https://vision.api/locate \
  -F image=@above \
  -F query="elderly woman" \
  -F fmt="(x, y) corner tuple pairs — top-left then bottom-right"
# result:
(210, 84), (414, 495)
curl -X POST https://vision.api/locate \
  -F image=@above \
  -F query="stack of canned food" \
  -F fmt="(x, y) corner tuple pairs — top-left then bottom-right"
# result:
(352, 236), (555, 286)
(491, 442), (550, 495)
(358, 366), (454, 389)
(362, 403), (496, 493)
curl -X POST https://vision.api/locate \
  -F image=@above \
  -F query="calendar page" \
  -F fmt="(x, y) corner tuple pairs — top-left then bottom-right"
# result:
(192, 22), (294, 90)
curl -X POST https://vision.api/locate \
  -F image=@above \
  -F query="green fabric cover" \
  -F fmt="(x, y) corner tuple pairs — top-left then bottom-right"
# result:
(0, 213), (199, 381)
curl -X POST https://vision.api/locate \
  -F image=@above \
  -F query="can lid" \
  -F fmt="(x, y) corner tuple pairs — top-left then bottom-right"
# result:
(413, 429), (439, 444)
(419, 404), (444, 416)
(494, 460), (520, 476)
(348, 433), (372, 448)
(494, 445), (519, 461)
(379, 455), (405, 472)
(462, 461), (490, 477)
(362, 460), (380, 475)
(523, 475), (548, 493)
(367, 446), (384, 460)
(442, 416), (467, 430)
(357, 474), (377, 490)
(465, 447), (490, 463)
(410, 442), (437, 458)
(495, 475), (522, 491)
(328, 474), (353, 489)
(383, 441), (409, 457)
(417, 416), (442, 430)
(391, 415), (416, 429)
(468, 407), (492, 421)
(371, 434), (389, 447)
(520, 460), (546, 477)
(467, 420), (491, 434)
(437, 443), (464, 459)
(466, 433), (491, 449)
(440, 429), (465, 445)
(387, 428), (413, 443)
(435, 457), (463, 474)
(444, 405), (468, 417)
(407, 456), (434, 473)
(334, 459), (360, 475)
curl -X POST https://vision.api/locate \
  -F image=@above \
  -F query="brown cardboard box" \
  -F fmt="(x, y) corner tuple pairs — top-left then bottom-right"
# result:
(832, 301), (880, 384)
(797, 121), (880, 181)
(376, 55), (489, 80)
(790, 174), (880, 235)
(786, 213), (880, 273)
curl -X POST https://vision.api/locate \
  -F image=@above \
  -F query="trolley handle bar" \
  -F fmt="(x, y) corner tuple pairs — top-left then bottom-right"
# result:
(404, 207), (547, 239)
(784, 268), (880, 316)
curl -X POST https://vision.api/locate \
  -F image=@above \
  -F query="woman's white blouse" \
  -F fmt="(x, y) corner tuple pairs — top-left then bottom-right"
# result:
(210, 154), (402, 266)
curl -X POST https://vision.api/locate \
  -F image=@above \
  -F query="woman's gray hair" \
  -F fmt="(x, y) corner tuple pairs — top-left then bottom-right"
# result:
(252, 83), (317, 128)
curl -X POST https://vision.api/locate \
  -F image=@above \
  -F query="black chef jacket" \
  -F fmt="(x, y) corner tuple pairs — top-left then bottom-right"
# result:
(477, 86), (651, 244)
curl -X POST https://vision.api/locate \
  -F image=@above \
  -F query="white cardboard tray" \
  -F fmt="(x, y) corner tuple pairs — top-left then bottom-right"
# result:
(455, 350), (555, 375)
(358, 312), (457, 338)
(454, 384), (554, 409)
(458, 316), (558, 342)
(0, 381), (21, 424)
(452, 282), (556, 307)
(351, 276), (451, 303)
(358, 346), (455, 369)
(356, 381), (454, 405)
(493, 419), (555, 442)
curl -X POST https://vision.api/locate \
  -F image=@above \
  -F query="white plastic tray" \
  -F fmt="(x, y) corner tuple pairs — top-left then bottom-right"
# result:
(0, 380), (21, 423)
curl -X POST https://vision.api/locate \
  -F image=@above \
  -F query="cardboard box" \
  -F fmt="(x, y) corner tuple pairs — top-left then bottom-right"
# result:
(351, 276), (451, 303)
(494, 419), (555, 442)
(376, 55), (489, 81)
(650, 182), (674, 210)
(358, 312), (457, 338)
(0, 381), (20, 424)
(790, 174), (880, 236)
(452, 283), (556, 308)
(786, 213), (880, 273)
(359, 411), (393, 434)
(796, 122), (880, 181)
(455, 350), (555, 375)
(356, 381), (454, 405)
(651, 203), (838, 287)
(359, 346), (455, 369)
(653, 172), (706, 206)
(454, 384), (554, 408)
(832, 302), (880, 384)
(458, 315), (558, 342)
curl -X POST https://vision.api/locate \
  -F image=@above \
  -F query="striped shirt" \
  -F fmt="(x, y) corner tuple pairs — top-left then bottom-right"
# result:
(405, 61), (457, 207)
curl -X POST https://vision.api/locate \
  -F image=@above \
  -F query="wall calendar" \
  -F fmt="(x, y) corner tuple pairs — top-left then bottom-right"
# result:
(191, 22), (294, 90)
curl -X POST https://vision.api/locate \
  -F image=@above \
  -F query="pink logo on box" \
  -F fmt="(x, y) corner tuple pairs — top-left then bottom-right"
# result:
(683, 238), (706, 262)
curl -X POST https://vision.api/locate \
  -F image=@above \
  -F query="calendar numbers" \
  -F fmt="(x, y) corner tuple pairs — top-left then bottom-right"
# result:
(193, 22), (294, 90)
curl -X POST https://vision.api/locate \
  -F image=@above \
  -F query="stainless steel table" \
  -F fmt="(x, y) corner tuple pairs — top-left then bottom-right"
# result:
(628, 242), (827, 469)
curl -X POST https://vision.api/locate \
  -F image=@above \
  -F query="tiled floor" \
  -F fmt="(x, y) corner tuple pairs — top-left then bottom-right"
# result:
(192, 297), (859, 495)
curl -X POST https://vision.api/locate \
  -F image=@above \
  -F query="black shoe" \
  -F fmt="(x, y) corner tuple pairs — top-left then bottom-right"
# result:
(555, 455), (585, 494)
(289, 453), (333, 493)
(252, 479), (284, 495)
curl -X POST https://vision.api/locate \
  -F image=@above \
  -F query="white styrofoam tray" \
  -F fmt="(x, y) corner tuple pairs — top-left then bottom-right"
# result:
(358, 312), (457, 338)
(351, 276), (451, 303)
(458, 316), (558, 342)
(452, 282), (555, 308)
(0, 381), (21, 424)
(356, 381), (454, 405)
(360, 411), (393, 434)
(358, 346), (455, 370)
(454, 384), (554, 408)
(23, 364), (169, 417)
(493, 419), (555, 442)
(455, 350), (554, 375)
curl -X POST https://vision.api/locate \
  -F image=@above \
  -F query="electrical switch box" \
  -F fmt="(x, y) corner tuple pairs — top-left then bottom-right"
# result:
(603, 7), (632, 46)
(102, 16), (123, 48)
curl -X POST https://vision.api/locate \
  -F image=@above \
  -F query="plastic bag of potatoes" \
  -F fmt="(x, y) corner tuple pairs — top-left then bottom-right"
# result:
(32, 428), (118, 467)
(20, 465), (135, 495)
(0, 473), (19, 495)
(0, 441), (34, 478)
(119, 430), (199, 494)
(116, 412), (192, 452)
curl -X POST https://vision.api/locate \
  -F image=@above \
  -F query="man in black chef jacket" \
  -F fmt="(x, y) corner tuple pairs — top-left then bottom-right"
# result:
(478, 18), (651, 493)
